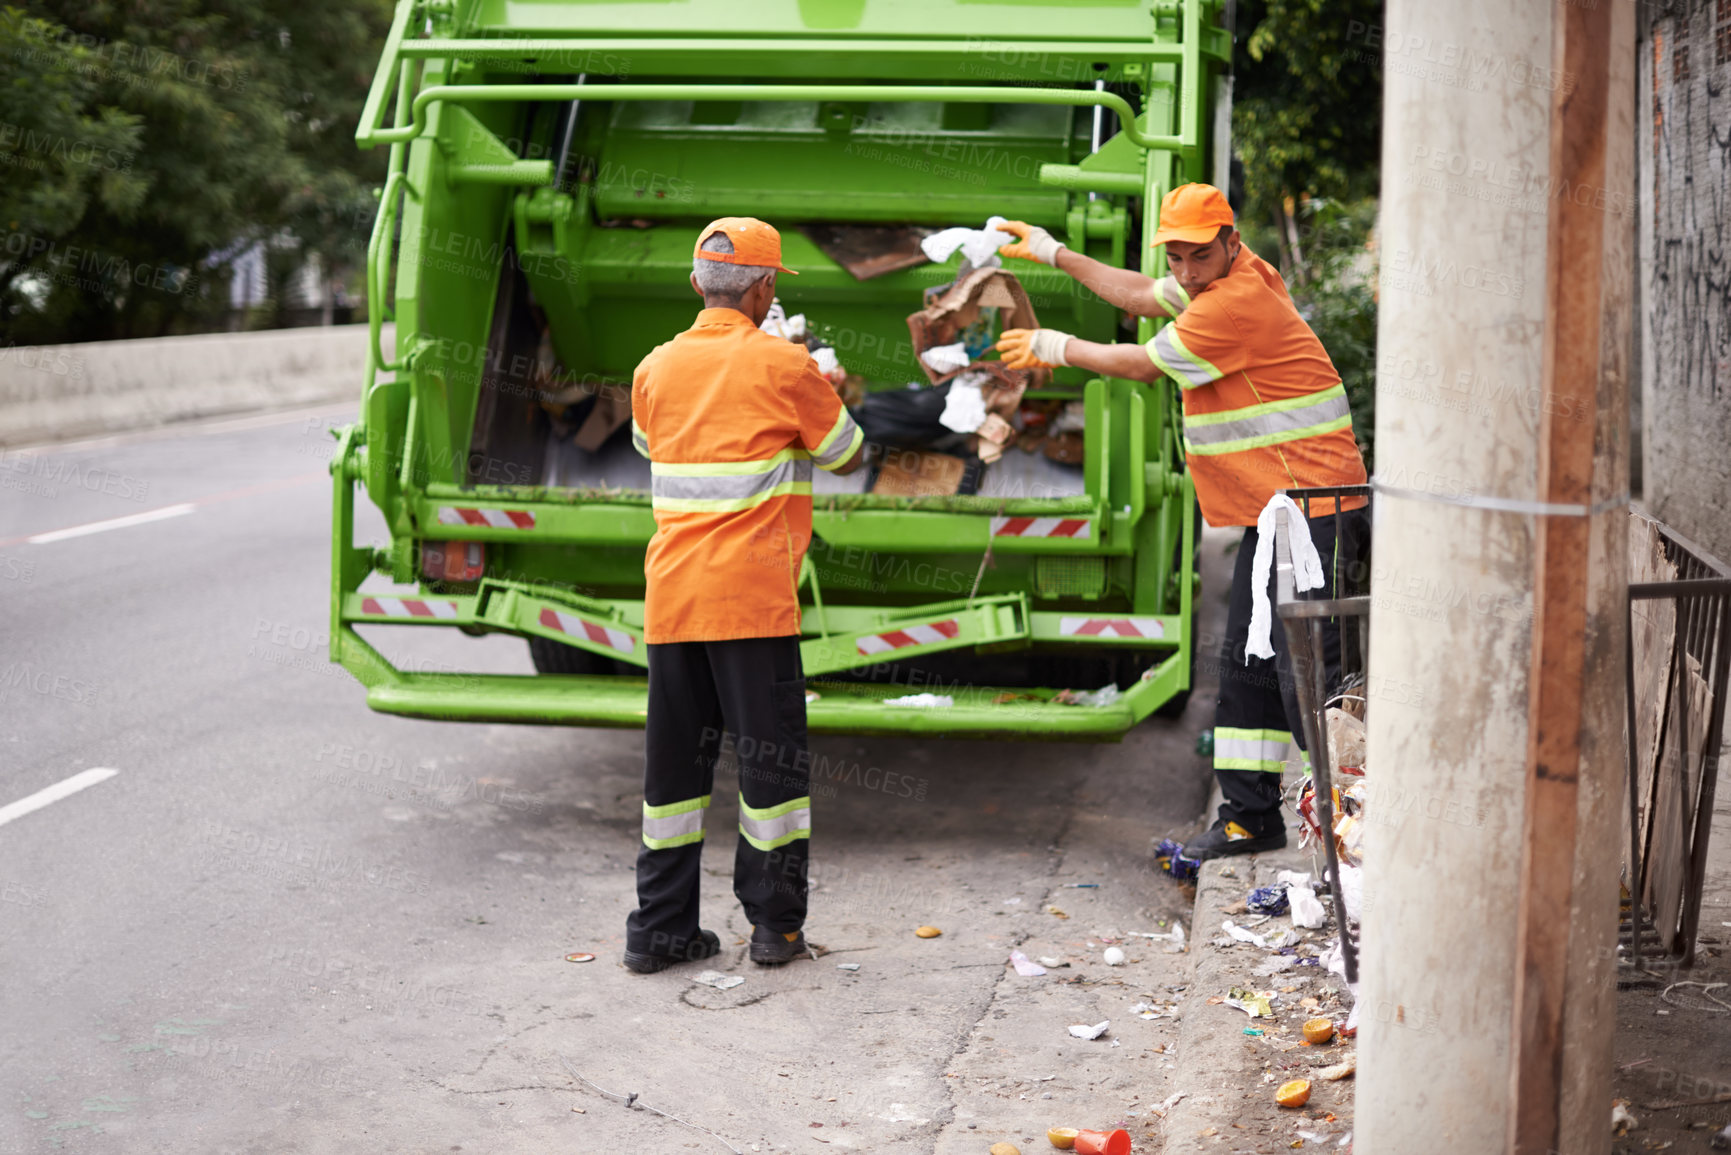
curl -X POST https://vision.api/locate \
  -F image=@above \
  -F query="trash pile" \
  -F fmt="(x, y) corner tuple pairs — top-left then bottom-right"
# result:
(759, 300), (866, 408)
(1293, 705), (1369, 928)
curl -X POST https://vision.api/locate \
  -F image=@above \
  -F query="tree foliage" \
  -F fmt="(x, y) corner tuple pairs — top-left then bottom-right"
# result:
(0, 1), (392, 344)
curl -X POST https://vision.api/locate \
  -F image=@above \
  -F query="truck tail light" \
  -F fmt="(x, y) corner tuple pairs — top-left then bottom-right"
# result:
(420, 540), (485, 582)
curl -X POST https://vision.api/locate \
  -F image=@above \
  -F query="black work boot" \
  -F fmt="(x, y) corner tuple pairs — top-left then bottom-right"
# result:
(749, 925), (808, 966)
(1184, 818), (1287, 861)
(622, 928), (720, 974)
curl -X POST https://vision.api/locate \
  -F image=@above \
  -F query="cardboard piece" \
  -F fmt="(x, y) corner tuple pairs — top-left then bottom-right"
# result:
(871, 450), (968, 496)
(572, 388), (633, 451)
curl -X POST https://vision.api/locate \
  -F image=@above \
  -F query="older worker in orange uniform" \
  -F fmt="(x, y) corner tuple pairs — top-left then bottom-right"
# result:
(623, 217), (865, 973)
(995, 184), (1369, 861)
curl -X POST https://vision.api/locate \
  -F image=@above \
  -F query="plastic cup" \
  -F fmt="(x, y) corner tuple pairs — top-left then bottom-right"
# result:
(1074, 1128), (1131, 1155)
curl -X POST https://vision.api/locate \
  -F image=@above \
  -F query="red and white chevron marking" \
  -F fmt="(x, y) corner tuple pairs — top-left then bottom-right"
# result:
(538, 608), (636, 656)
(436, 506), (536, 530)
(854, 619), (960, 656)
(990, 516), (1091, 539)
(1059, 616), (1166, 639)
(360, 597), (461, 619)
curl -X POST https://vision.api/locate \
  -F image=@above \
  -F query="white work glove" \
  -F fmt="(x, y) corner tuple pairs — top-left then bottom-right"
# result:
(996, 220), (1066, 266)
(996, 328), (1072, 369)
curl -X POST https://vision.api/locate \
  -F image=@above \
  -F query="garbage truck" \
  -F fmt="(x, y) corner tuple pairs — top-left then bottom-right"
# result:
(329, 0), (1233, 738)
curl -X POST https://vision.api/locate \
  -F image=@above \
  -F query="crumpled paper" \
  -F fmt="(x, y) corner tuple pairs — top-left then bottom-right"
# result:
(939, 370), (990, 433)
(1067, 1020), (1110, 1040)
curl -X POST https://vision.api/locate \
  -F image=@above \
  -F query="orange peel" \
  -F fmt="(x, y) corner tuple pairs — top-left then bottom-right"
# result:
(1302, 1017), (1335, 1045)
(1275, 1079), (1312, 1108)
(1047, 1127), (1080, 1149)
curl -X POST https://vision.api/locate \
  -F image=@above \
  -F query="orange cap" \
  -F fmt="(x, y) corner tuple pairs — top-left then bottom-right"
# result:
(693, 216), (798, 275)
(1150, 183), (1236, 246)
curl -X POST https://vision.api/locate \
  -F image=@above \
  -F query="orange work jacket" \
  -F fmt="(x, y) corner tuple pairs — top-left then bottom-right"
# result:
(1144, 247), (1368, 527)
(630, 307), (863, 644)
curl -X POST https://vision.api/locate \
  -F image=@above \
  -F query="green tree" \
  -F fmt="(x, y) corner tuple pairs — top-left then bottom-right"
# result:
(1231, 0), (1382, 282)
(0, 1), (392, 344)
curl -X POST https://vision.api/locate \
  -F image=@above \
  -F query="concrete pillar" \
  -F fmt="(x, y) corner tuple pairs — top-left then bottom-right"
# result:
(1359, 3), (1631, 1151)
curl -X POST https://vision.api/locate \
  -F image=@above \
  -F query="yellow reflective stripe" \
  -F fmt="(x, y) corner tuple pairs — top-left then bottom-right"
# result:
(651, 447), (806, 477)
(631, 419), (650, 459)
(1214, 758), (1287, 773)
(812, 409), (855, 462)
(1183, 384), (1348, 428)
(652, 479), (811, 514)
(1154, 275), (1191, 317)
(816, 424), (864, 473)
(1163, 326), (1225, 384)
(1215, 727), (1292, 743)
(1185, 413), (1353, 457)
(642, 794), (710, 849)
(739, 794), (811, 851)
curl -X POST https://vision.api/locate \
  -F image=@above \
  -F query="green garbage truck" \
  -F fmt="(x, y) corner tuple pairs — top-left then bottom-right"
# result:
(329, 0), (1233, 738)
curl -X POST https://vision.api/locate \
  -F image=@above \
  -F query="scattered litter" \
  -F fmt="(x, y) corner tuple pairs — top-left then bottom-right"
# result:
(1659, 980), (1731, 1013)
(1711, 1122), (1731, 1149)
(884, 693), (954, 708)
(694, 970), (744, 991)
(1004, 896), (1023, 905)
(1103, 947), (1126, 966)
(1247, 886), (1289, 916)
(1218, 865), (1239, 879)
(571, 1106), (586, 1113)
(1224, 987), (1274, 1018)
(1047, 1126), (1081, 1148)
(837, 963), (861, 972)
(1297, 1132), (1326, 1144)
(1067, 1020), (1111, 1040)
(989, 1142), (1021, 1155)
(1221, 919), (1269, 948)
(1154, 839), (1201, 883)
(1037, 956), (1069, 969)
(1611, 1099), (1638, 1136)
(1253, 955), (1300, 977)
(938, 372), (988, 433)
(1302, 1017), (1335, 1045)
(1149, 1091), (1186, 1118)
(1243, 1027), (1264, 1037)
(1072, 1128), (1131, 1154)
(564, 952), (596, 963)
(1109, 1038), (1120, 1048)
(1067, 883), (1100, 889)
(1287, 882), (1327, 930)
(915, 925), (943, 939)
(1131, 922), (1188, 953)
(1047, 906), (1070, 919)
(1276, 1079), (1312, 1109)
(1054, 684), (1122, 708)
(1009, 950), (1047, 977)
(1316, 1055), (1356, 1081)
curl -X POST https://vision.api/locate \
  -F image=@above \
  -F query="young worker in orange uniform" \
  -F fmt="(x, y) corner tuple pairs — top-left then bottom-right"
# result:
(995, 183), (1369, 860)
(623, 218), (865, 972)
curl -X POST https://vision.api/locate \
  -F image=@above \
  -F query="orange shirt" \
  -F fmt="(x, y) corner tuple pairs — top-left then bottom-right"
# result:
(631, 307), (863, 644)
(1144, 247), (1368, 527)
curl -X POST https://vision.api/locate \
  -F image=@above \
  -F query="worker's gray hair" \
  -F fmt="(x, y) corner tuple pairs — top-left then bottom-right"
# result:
(692, 231), (774, 299)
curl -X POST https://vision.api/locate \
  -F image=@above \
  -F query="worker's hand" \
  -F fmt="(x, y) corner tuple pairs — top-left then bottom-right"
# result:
(996, 328), (1072, 369)
(997, 220), (1065, 266)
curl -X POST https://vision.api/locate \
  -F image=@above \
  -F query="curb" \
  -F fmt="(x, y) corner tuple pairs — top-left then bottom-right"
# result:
(1161, 778), (1357, 1153)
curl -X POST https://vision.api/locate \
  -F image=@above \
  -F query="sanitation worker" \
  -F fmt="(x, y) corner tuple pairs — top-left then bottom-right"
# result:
(995, 183), (1368, 861)
(622, 217), (864, 972)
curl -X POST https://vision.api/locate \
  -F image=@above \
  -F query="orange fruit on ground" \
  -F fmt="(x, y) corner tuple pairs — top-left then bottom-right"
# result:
(1302, 1017), (1334, 1045)
(1276, 1079), (1312, 1108)
(1047, 1127), (1080, 1149)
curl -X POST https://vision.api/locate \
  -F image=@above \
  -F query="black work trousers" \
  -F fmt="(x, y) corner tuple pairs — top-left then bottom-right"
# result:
(1213, 507), (1369, 835)
(625, 635), (812, 956)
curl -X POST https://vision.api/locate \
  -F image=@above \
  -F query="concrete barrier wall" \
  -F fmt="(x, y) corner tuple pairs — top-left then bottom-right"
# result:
(0, 323), (391, 447)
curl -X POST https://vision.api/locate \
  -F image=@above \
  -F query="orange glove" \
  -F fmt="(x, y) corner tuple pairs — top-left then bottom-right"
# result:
(996, 328), (1072, 369)
(997, 220), (1065, 265)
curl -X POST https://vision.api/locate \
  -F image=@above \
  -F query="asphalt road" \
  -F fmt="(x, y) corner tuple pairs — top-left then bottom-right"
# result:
(0, 406), (1225, 1155)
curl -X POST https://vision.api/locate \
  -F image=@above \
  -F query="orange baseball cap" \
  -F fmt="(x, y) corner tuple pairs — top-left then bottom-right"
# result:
(693, 216), (798, 275)
(1150, 183), (1236, 246)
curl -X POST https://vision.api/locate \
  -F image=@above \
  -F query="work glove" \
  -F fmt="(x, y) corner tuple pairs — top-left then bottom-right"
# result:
(996, 220), (1066, 266)
(996, 328), (1072, 369)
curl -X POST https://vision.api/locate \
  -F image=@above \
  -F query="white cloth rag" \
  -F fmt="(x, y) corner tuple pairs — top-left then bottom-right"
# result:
(1246, 494), (1325, 661)
(921, 215), (1014, 268)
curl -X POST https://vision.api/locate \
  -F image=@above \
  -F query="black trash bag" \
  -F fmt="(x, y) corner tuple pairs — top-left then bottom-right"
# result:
(853, 385), (970, 454)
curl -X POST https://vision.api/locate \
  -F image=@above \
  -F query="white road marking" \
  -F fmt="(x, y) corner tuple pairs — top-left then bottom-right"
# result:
(26, 503), (195, 544)
(0, 767), (118, 828)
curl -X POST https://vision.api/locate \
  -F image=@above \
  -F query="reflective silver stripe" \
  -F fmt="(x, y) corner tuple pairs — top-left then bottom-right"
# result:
(1154, 275), (1191, 317)
(812, 410), (863, 470)
(651, 457), (811, 502)
(642, 794), (709, 849)
(1148, 325), (1221, 388)
(1183, 387), (1353, 452)
(738, 795), (812, 851)
(1213, 734), (1290, 764)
